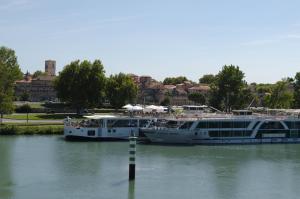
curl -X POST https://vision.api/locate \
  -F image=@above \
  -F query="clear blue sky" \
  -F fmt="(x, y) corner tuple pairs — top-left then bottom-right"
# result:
(1, 0), (300, 83)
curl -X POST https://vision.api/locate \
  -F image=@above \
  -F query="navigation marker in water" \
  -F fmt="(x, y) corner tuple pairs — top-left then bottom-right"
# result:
(129, 132), (137, 181)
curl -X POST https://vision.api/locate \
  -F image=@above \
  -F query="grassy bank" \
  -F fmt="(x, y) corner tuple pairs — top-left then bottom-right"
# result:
(3, 113), (83, 120)
(0, 124), (64, 135)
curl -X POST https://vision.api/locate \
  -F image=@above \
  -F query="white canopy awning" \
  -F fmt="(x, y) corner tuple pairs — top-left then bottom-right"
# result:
(122, 104), (133, 109)
(132, 105), (143, 111)
(84, 115), (116, 119)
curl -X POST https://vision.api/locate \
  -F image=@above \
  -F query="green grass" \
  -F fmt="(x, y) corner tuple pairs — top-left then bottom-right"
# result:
(3, 113), (83, 120)
(0, 124), (64, 135)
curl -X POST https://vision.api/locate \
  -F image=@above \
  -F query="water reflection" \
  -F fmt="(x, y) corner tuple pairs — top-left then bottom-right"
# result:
(1, 137), (300, 199)
(127, 181), (135, 199)
(0, 137), (15, 199)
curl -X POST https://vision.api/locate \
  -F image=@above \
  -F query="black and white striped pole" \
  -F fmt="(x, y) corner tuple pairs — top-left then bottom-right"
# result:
(129, 132), (137, 181)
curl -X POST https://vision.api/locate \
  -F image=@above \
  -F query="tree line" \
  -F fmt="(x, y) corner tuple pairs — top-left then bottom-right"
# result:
(1, 45), (300, 114)
(54, 60), (137, 113)
(164, 65), (300, 111)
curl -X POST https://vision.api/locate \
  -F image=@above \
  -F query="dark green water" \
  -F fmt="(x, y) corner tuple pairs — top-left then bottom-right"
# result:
(1, 136), (300, 199)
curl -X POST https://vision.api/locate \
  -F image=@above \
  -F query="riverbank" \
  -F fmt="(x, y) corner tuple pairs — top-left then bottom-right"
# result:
(0, 123), (63, 135)
(3, 113), (82, 120)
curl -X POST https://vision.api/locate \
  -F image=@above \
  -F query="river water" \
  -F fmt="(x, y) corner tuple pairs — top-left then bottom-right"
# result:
(1, 136), (300, 199)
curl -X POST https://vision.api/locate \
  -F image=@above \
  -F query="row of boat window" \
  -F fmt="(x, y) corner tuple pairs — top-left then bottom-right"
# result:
(195, 121), (300, 130)
(107, 119), (150, 128)
(256, 130), (300, 138)
(196, 121), (251, 129)
(284, 122), (300, 129)
(208, 129), (300, 138)
(209, 131), (252, 137)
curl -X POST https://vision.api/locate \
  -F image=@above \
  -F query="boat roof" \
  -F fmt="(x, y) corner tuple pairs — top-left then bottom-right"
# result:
(84, 115), (117, 119)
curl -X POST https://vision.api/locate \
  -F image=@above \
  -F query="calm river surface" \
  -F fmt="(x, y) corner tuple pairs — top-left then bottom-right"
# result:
(1, 136), (300, 199)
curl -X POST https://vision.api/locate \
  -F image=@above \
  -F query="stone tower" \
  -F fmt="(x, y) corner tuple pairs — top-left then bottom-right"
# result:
(45, 60), (56, 76)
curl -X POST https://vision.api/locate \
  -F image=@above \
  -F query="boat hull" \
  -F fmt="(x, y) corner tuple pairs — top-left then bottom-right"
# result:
(143, 129), (300, 145)
(193, 138), (300, 145)
(142, 128), (194, 144)
(64, 135), (128, 141)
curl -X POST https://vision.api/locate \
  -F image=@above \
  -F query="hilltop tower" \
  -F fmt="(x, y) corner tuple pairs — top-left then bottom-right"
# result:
(45, 60), (56, 76)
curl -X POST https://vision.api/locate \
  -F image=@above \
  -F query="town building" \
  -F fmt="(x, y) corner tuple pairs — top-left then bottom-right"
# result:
(15, 60), (57, 102)
(129, 74), (211, 105)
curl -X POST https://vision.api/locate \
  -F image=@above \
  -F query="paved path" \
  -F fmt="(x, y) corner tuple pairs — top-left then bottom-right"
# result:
(1, 118), (63, 124)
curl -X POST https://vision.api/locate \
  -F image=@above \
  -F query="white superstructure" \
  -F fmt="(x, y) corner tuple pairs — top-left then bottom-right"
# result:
(64, 115), (151, 141)
(142, 112), (300, 144)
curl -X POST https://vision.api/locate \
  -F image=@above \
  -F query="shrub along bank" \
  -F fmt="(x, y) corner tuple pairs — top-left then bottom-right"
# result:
(0, 124), (63, 135)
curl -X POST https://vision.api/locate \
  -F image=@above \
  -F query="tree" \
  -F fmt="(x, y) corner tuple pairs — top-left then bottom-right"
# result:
(199, 74), (215, 84)
(15, 104), (32, 124)
(264, 80), (294, 109)
(32, 70), (46, 78)
(54, 60), (106, 113)
(163, 76), (188, 85)
(20, 91), (30, 101)
(0, 46), (22, 122)
(106, 73), (138, 109)
(209, 65), (248, 112)
(160, 97), (170, 106)
(188, 93), (206, 104)
(293, 72), (300, 108)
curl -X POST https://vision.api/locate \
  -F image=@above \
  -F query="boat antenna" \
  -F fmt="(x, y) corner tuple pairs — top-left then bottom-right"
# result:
(209, 106), (223, 113)
(246, 98), (256, 110)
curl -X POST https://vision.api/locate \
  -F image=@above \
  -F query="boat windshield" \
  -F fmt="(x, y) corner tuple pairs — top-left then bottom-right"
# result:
(107, 119), (138, 128)
(79, 119), (103, 127)
(179, 121), (194, 129)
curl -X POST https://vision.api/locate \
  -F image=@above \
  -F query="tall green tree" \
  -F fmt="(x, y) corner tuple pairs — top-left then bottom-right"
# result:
(264, 80), (294, 109)
(188, 93), (206, 104)
(293, 72), (300, 108)
(209, 65), (249, 112)
(163, 76), (188, 85)
(0, 46), (22, 121)
(199, 74), (215, 84)
(106, 73), (138, 109)
(160, 97), (170, 106)
(54, 60), (106, 113)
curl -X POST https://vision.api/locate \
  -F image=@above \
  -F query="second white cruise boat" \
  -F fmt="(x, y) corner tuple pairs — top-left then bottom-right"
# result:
(141, 111), (300, 144)
(64, 115), (152, 141)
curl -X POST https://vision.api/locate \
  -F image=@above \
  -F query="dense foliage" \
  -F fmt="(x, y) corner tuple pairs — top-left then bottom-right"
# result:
(160, 97), (170, 106)
(209, 65), (252, 111)
(163, 76), (188, 85)
(199, 74), (215, 84)
(293, 72), (300, 108)
(32, 70), (46, 78)
(15, 104), (32, 113)
(106, 73), (137, 109)
(54, 60), (106, 113)
(188, 93), (206, 105)
(0, 46), (22, 116)
(263, 80), (294, 109)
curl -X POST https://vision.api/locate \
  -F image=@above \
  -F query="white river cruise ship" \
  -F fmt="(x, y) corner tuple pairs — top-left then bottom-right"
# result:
(64, 115), (152, 141)
(141, 111), (300, 144)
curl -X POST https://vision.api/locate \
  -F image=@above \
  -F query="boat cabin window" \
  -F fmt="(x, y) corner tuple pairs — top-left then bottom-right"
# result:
(80, 119), (103, 127)
(87, 130), (95, 136)
(166, 120), (180, 128)
(209, 130), (252, 137)
(196, 121), (250, 129)
(259, 121), (284, 129)
(284, 121), (300, 129)
(139, 119), (150, 127)
(179, 121), (194, 129)
(111, 119), (138, 128)
(232, 110), (252, 115)
(98, 119), (104, 127)
(107, 120), (115, 128)
(183, 105), (207, 111)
